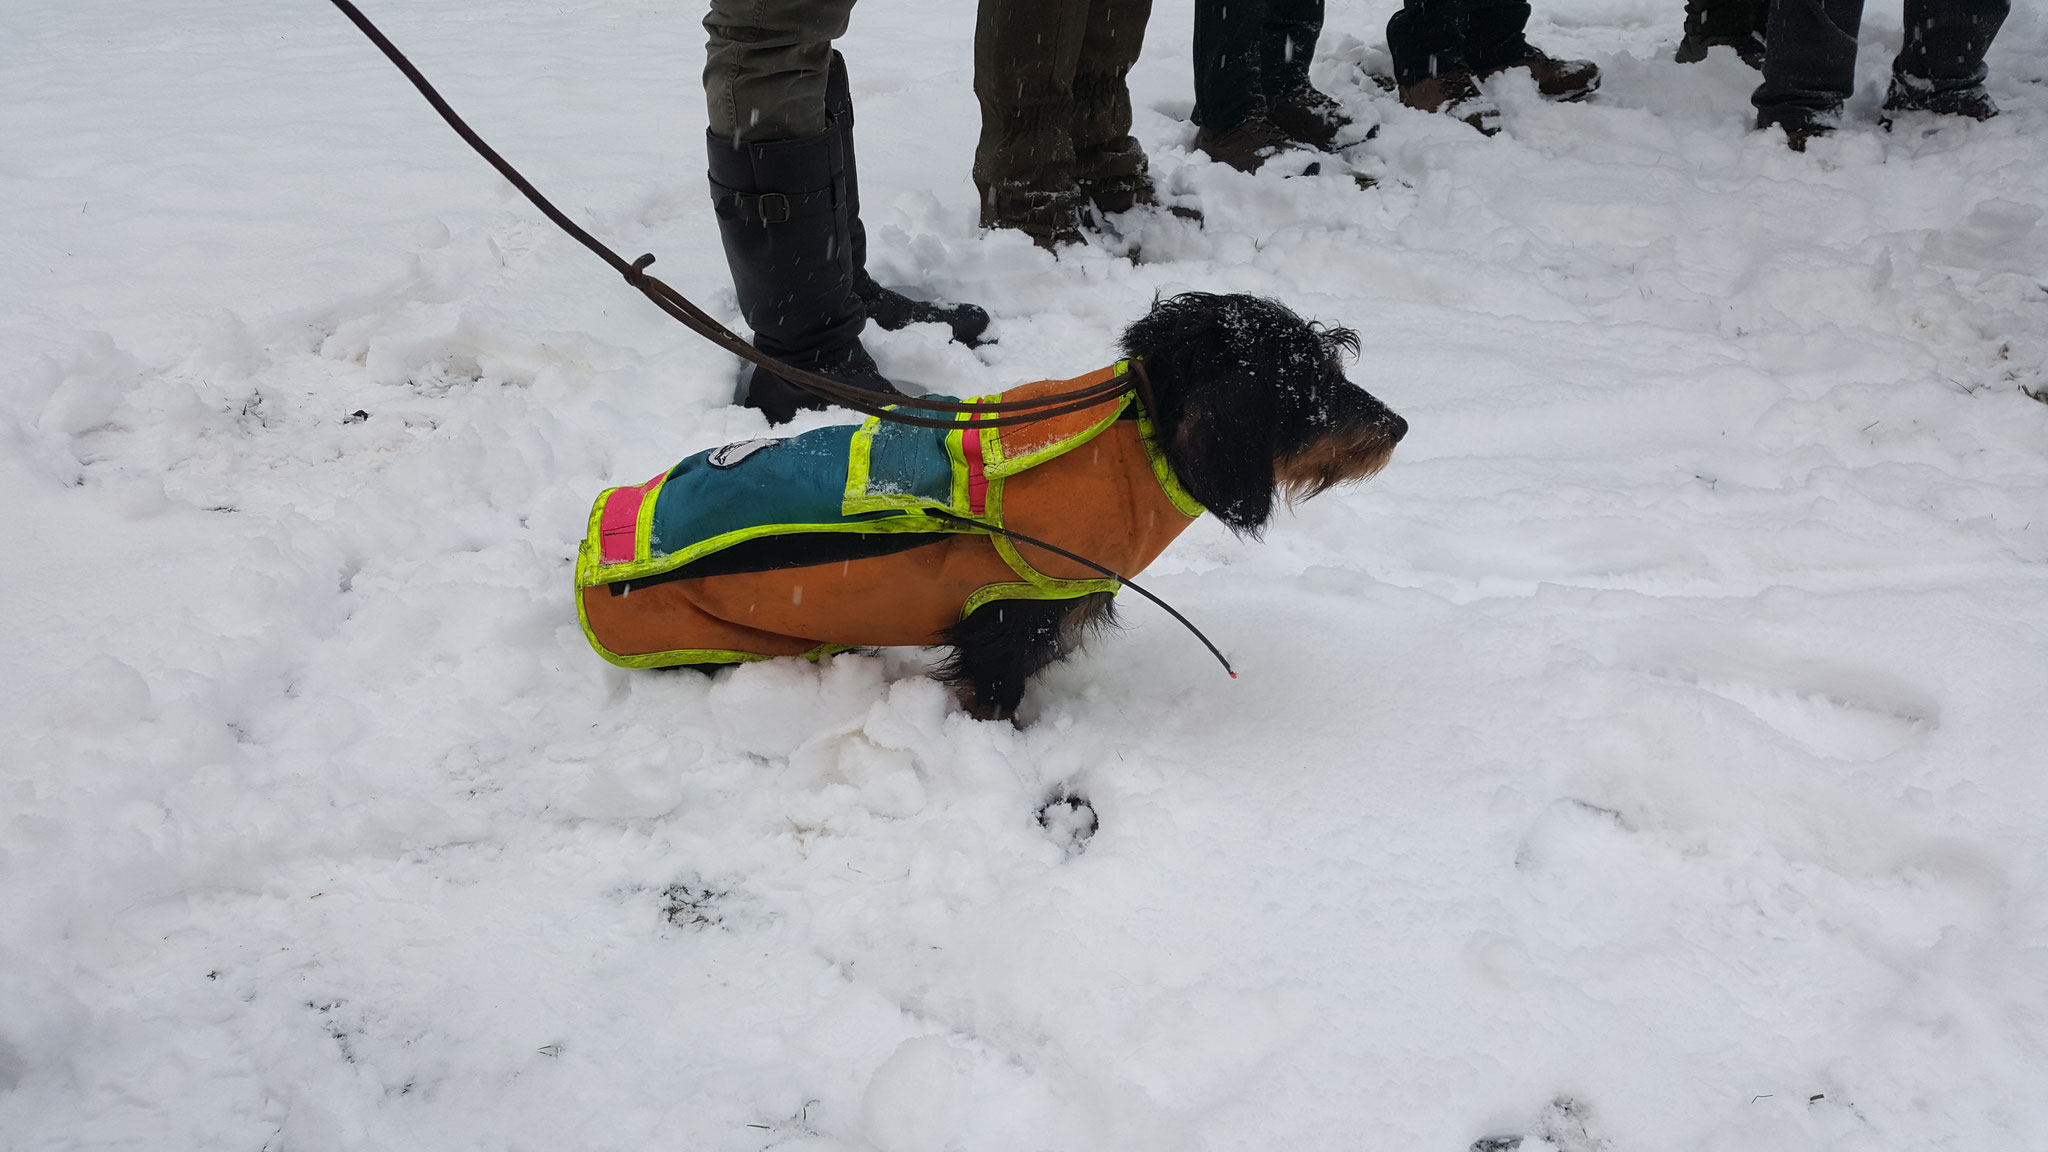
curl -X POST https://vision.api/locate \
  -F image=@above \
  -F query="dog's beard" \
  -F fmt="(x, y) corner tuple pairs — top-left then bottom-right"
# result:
(1275, 423), (1399, 504)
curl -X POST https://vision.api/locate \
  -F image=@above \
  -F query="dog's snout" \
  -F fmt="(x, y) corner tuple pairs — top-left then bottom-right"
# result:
(1384, 412), (1408, 444)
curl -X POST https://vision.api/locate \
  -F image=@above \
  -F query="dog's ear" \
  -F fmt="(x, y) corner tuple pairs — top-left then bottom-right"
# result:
(1171, 369), (1280, 536)
(1121, 293), (1286, 536)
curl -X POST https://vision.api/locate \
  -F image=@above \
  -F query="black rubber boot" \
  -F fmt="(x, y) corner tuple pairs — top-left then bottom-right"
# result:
(825, 53), (991, 347)
(707, 120), (896, 425)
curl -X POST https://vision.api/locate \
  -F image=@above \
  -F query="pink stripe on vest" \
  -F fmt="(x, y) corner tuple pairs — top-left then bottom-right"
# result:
(965, 427), (988, 515)
(599, 472), (665, 564)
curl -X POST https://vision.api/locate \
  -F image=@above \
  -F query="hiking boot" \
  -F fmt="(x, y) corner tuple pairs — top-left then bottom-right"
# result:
(1266, 85), (1349, 151)
(1195, 111), (1322, 174)
(980, 183), (1086, 249)
(1078, 170), (1156, 216)
(827, 52), (990, 347)
(1882, 73), (1999, 121)
(1675, 0), (1768, 68)
(1756, 102), (1840, 151)
(1075, 172), (1205, 237)
(856, 278), (991, 347)
(1481, 47), (1601, 102)
(1400, 70), (1502, 135)
(1675, 30), (1766, 68)
(737, 342), (901, 426)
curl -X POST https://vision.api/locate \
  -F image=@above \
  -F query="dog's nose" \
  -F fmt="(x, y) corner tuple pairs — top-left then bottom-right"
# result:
(1385, 413), (1408, 444)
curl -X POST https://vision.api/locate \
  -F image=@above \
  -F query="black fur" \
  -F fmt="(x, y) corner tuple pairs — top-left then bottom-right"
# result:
(1120, 292), (1401, 535)
(940, 292), (1406, 720)
(936, 592), (1118, 720)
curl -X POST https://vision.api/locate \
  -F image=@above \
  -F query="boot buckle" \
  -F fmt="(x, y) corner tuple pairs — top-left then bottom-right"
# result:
(756, 193), (791, 224)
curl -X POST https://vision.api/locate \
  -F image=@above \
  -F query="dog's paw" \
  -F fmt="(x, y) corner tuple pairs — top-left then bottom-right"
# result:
(1037, 790), (1097, 855)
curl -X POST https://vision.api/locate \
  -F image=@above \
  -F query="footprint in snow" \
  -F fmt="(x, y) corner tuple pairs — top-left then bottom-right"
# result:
(1037, 791), (1097, 855)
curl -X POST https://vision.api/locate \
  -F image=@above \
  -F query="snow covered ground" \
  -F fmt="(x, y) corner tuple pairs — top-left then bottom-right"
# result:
(5, 0), (2048, 1147)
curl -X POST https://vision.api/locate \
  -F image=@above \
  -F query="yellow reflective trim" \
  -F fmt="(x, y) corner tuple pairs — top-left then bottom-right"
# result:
(575, 596), (859, 671)
(981, 378), (1133, 479)
(632, 472), (668, 562)
(841, 416), (880, 511)
(961, 579), (1116, 618)
(579, 516), (963, 588)
(572, 576), (766, 668)
(965, 460), (1118, 608)
(988, 534), (1119, 598)
(945, 409), (974, 512)
(1136, 408), (1205, 519)
(573, 485), (612, 589)
(842, 411), (972, 516)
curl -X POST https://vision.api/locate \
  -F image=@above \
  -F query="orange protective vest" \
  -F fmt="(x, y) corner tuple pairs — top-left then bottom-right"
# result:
(574, 363), (1205, 667)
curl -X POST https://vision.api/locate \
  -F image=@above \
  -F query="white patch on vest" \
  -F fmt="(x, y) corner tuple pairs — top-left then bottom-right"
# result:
(707, 438), (779, 469)
(791, 585), (803, 605)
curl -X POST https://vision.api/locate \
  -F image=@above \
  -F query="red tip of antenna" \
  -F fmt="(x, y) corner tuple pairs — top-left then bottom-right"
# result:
(1229, 671), (1239, 679)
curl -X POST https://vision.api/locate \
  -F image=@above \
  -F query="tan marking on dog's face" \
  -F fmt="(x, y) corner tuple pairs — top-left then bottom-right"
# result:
(1275, 424), (1398, 504)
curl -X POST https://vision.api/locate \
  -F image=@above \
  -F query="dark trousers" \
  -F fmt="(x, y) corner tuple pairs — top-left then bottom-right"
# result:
(1385, 0), (1532, 87)
(1684, 0), (1769, 46)
(1191, 0), (1324, 129)
(973, 0), (1153, 201)
(1754, 0), (2009, 113)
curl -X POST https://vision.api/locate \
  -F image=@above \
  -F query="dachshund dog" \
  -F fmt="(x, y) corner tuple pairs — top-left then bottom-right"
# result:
(573, 292), (1406, 721)
(934, 292), (1406, 716)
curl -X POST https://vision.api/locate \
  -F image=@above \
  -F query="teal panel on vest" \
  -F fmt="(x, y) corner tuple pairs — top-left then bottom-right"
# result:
(865, 404), (957, 504)
(644, 410), (961, 559)
(648, 425), (879, 557)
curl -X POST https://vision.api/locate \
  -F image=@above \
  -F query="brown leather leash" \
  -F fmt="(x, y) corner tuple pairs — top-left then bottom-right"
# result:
(327, 1), (1234, 677)
(326, 0), (1136, 430)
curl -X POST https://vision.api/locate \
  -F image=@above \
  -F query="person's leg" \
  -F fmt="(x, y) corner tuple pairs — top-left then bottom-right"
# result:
(1752, 0), (1865, 145)
(704, 0), (851, 142)
(1259, 0), (1324, 96)
(704, 0), (884, 421)
(1193, 0), (1266, 130)
(1387, 0), (1476, 88)
(1468, 0), (1598, 101)
(1886, 0), (2008, 116)
(1454, 0), (1535, 74)
(974, 0), (1090, 246)
(1192, 0), (1324, 170)
(1070, 0), (1154, 215)
(1256, 0), (1352, 149)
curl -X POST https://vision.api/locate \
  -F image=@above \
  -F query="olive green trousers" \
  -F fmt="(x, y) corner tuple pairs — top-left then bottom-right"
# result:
(704, 0), (858, 142)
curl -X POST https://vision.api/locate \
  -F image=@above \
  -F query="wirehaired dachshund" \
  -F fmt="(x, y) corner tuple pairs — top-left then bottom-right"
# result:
(936, 291), (1406, 718)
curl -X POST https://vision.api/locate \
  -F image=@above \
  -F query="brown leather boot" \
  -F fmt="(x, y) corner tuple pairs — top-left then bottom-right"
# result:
(1481, 48), (1601, 102)
(1755, 103), (1840, 151)
(1882, 74), (1999, 121)
(1195, 110), (1322, 173)
(980, 183), (1086, 249)
(1266, 85), (1349, 151)
(1398, 71), (1501, 135)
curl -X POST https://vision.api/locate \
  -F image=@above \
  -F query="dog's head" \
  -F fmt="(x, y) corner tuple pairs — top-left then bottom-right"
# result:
(1120, 292), (1406, 535)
